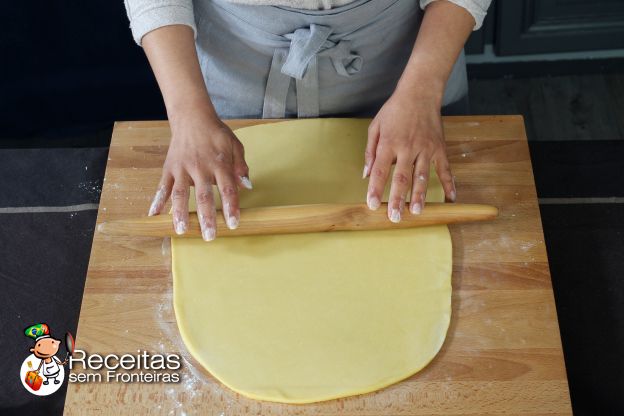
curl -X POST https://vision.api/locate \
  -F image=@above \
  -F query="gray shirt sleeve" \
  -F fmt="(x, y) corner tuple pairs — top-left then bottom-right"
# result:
(124, 0), (197, 46)
(420, 0), (492, 30)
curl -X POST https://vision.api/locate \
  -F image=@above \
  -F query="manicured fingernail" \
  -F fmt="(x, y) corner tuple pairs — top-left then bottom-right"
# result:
(223, 202), (239, 230)
(148, 186), (166, 216)
(367, 194), (381, 210)
(240, 176), (253, 190)
(175, 220), (186, 235)
(173, 210), (187, 235)
(390, 208), (401, 223)
(410, 202), (422, 215)
(449, 190), (456, 202)
(202, 227), (216, 241)
(450, 176), (457, 201)
(362, 164), (370, 179)
(198, 213), (216, 241)
(227, 216), (238, 230)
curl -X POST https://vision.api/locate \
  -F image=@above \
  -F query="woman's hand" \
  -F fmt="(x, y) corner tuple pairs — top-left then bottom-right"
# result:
(141, 26), (251, 242)
(364, 88), (455, 223)
(147, 107), (252, 241)
(362, 0), (474, 222)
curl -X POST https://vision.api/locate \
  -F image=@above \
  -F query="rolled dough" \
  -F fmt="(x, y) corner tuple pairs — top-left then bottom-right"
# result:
(171, 119), (452, 403)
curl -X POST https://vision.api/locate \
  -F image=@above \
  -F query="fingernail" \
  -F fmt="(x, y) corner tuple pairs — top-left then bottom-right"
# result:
(450, 176), (457, 202)
(202, 227), (216, 241)
(173, 210), (187, 235)
(224, 202), (239, 230)
(449, 190), (456, 202)
(226, 215), (239, 230)
(390, 208), (401, 223)
(410, 202), (422, 215)
(198, 213), (216, 241)
(175, 220), (186, 235)
(148, 186), (166, 216)
(362, 164), (370, 179)
(367, 194), (381, 210)
(240, 176), (253, 190)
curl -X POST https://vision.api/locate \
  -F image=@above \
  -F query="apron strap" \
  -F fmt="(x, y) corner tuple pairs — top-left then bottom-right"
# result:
(263, 49), (290, 119)
(262, 24), (363, 119)
(295, 58), (319, 118)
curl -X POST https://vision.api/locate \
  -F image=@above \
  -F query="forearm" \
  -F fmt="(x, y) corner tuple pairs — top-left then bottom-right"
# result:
(396, 0), (475, 105)
(142, 25), (218, 125)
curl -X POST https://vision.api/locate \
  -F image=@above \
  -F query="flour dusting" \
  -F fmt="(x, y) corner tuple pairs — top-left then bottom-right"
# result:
(154, 260), (235, 415)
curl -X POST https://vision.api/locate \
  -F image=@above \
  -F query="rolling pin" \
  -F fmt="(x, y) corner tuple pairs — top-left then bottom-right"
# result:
(98, 202), (497, 238)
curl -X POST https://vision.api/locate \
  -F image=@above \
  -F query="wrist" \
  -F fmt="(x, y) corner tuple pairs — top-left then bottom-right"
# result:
(167, 93), (219, 125)
(393, 81), (443, 110)
(395, 63), (446, 107)
(167, 95), (222, 134)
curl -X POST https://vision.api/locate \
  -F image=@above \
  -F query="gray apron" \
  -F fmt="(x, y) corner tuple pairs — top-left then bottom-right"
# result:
(194, 0), (468, 119)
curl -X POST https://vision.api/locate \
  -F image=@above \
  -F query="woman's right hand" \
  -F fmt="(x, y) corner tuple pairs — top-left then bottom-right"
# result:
(147, 108), (252, 242)
(140, 25), (251, 241)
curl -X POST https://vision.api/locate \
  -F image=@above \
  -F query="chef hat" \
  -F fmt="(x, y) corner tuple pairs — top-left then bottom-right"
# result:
(24, 323), (51, 341)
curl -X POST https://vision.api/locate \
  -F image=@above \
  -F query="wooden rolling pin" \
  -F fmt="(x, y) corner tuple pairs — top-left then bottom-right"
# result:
(98, 202), (497, 238)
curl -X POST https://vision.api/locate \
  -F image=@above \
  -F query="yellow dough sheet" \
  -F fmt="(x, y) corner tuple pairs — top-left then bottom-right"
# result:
(171, 118), (452, 403)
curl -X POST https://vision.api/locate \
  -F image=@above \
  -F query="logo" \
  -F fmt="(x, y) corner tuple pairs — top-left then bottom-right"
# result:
(19, 323), (74, 396)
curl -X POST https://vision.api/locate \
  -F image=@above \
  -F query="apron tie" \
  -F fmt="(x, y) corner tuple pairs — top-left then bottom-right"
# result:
(262, 24), (363, 118)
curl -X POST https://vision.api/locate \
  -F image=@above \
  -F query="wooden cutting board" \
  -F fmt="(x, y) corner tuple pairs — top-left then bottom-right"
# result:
(64, 116), (572, 415)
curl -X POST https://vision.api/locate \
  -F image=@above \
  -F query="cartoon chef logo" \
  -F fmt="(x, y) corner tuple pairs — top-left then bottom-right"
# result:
(19, 323), (74, 396)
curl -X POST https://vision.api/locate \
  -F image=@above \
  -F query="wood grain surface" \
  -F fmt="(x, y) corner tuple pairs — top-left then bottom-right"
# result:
(64, 116), (572, 415)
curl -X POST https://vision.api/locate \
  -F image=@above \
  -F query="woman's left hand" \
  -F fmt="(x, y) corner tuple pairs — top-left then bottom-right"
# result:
(364, 89), (456, 223)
